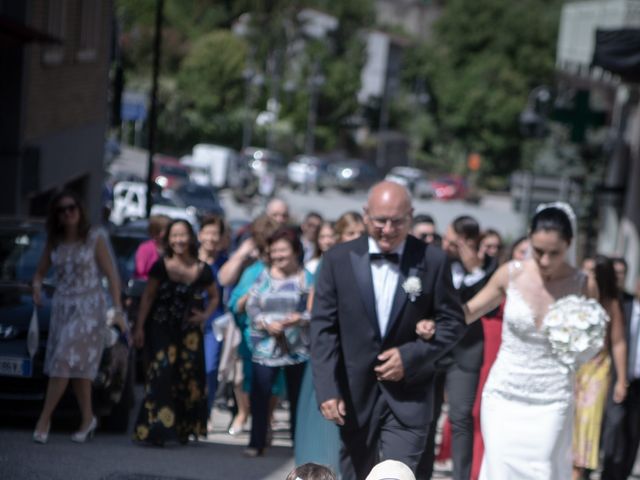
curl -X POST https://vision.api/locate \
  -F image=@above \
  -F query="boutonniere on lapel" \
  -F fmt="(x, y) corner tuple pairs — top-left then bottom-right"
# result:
(402, 276), (422, 302)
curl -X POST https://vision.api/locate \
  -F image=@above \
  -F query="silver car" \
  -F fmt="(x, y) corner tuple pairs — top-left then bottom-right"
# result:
(287, 155), (332, 192)
(385, 166), (434, 199)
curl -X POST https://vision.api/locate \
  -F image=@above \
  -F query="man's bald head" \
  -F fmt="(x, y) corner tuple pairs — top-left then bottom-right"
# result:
(266, 198), (290, 226)
(364, 181), (413, 252)
(367, 181), (412, 212)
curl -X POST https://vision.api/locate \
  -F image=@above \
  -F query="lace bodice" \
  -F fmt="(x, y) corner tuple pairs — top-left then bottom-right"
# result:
(51, 228), (104, 296)
(483, 261), (585, 406)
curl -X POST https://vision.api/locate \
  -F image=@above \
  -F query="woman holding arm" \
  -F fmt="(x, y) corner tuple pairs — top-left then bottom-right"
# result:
(418, 204), (600, 479)
(132, 219), (219, 446)
(33, 190), (123, 444)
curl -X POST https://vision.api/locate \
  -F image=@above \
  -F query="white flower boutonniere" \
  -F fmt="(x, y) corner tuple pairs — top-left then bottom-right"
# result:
(402, 276), (422, 302)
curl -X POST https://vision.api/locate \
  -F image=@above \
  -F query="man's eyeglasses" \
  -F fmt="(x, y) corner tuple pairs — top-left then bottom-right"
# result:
(370, 215), (409, 229)
(56, 204), (78, 215)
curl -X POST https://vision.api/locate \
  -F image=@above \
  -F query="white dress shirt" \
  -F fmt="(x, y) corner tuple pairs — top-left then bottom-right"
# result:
(451, 261), (485, 290)
(369, 237), (405, 337)
(630, 299), (640, 379)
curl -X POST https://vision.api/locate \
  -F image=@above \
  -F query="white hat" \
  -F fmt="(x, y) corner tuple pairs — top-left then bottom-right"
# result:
(365, 460), (416, 480)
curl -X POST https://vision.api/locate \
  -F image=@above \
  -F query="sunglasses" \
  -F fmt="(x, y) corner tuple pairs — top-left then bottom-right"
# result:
(56, 203), (78, 214)
(418, 233), (435, 241)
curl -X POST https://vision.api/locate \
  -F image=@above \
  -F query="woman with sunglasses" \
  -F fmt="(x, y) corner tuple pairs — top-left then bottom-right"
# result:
(32, 190), (124, 444)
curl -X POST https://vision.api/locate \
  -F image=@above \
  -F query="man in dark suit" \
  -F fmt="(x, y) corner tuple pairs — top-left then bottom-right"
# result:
(311, 181), (465, 480)
(601, 272), (640, 480)
(418, 215), (491, 480)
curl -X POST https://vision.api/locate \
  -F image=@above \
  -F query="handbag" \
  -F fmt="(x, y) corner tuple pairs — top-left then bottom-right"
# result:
(27, 306), (39, 358)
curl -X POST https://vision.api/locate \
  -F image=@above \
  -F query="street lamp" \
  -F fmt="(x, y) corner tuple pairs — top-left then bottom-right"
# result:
(241, 68), (264, 150)
(519, 86), (553, 138)
(305, 62), (325, 154)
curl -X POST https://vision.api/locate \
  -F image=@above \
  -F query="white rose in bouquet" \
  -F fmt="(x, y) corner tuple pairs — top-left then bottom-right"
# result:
(542, 295), (609, 369)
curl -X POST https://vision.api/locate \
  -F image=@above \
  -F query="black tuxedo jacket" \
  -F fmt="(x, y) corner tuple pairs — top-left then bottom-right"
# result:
(447, 259), (493, 372)
(310, 234), (465, 430)
(622, 292), (635, 381)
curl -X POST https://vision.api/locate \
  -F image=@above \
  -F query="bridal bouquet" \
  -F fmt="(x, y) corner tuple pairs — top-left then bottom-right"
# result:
(542, 295), (609, 369)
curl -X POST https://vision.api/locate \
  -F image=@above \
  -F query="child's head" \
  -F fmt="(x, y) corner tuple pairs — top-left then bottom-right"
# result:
(286, 463), (336, 480)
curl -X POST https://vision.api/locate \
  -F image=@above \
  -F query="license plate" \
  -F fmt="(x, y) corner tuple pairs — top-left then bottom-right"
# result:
(0, 356), (32, 377)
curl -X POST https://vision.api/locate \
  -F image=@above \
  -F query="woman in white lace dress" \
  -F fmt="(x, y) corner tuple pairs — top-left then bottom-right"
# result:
(32, 190), (123, 444)
(417, 204), (600, 478)
(463, 205), (599, 479)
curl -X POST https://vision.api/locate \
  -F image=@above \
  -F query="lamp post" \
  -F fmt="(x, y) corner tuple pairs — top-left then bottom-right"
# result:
(304, 62), (325, 155)
(519, 85), (552, 138)
(145, 0), (163, 218)
(241, 68), (255, 150)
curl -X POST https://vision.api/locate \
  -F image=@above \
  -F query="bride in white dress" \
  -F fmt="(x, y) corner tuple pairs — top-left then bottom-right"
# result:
(455, 204), (597, 479)
(465, 206), (597, 480)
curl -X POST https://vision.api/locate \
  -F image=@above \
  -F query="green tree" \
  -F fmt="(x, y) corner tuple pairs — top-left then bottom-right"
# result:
(403, 0), (563, 178)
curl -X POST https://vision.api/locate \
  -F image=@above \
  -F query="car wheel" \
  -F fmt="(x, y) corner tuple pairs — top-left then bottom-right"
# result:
(101, 348), (135, 433)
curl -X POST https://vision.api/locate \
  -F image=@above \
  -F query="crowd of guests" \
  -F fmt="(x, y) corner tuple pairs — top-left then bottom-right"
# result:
(31, 188), (640, 480)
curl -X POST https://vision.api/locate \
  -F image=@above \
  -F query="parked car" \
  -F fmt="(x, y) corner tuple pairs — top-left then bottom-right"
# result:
(170, 182), (225, 221)
(109, 181), (199, 229)
(431, 175), (469, 201)
(385, 166), (434, 199)
(0, 219), (142, 431)
(152, 155), (190, 189)
(287, 155), (332, 192)
(240, 147), (288, 184)
(330, 159), (381, 193)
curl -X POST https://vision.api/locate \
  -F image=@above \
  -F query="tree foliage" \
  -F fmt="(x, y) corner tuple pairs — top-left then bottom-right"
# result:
(402, 0), (563, 177)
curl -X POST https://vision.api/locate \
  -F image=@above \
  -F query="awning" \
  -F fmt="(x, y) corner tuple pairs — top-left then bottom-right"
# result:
(0, 15), (62, 47)
(592, 28), (640, 83)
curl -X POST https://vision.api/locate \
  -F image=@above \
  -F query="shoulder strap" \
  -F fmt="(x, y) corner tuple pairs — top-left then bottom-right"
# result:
(507, 260), (520, 284)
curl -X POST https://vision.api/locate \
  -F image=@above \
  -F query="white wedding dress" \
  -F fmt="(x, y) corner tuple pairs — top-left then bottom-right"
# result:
(479, 261), (585, 480)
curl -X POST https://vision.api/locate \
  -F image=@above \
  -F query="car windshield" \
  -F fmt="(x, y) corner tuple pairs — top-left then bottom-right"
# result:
(176, 185), (220, 210)
(0, 229), (47, 283)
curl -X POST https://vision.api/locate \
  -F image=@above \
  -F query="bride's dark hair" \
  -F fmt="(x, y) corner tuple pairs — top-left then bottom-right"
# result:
(530, 207), (573, 243)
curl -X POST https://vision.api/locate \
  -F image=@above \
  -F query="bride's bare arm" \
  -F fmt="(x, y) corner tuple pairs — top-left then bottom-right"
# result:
(463, 263), (508, 324)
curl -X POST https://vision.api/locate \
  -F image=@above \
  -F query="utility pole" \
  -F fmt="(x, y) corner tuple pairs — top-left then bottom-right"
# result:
(145, 0), (163, 218)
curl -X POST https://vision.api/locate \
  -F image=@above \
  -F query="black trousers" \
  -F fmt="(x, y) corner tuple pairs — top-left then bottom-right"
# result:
(248, 361), (306, 449)
(601, 379), (640, 480)
(339, 394), (428, 480)
(417, 364), (479, 480)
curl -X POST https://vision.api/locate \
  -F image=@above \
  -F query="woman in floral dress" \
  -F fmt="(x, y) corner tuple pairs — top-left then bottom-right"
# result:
(133, 219), (219, 446)
(32, 190), (123, 444)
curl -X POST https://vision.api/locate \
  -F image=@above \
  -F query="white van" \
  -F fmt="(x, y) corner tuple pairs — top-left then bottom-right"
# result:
(181, 144), (238, 188)
(109, 181), (199, 229)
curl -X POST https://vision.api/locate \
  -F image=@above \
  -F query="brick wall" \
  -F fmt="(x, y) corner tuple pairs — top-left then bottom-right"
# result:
(23, 0), (112, 141)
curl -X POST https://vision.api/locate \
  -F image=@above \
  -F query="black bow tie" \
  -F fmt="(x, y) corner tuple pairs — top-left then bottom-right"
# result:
(370, 252), (400, 263)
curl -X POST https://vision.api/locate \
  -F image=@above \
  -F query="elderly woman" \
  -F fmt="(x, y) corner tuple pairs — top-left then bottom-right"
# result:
(244, 227), (313, 457)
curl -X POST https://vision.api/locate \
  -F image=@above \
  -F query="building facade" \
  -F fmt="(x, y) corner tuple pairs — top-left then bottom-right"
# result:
(0, 0), (112, 221)
(557, 0), (640, 289)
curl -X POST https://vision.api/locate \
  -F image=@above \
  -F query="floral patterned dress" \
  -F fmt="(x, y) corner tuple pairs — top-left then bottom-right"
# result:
(45, 227), (107, 380)
(134, 258), (213, 446)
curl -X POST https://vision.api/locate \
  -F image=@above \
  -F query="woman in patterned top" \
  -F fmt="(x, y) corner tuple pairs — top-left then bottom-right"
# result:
(32, 190), (123, 444)
(244, 227), (313, 457)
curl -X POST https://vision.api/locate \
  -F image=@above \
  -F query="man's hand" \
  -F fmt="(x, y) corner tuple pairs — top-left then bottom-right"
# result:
(320, 398), (346, 426)
(416, 319), (436, 340)
(374, 347), (405, 382)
